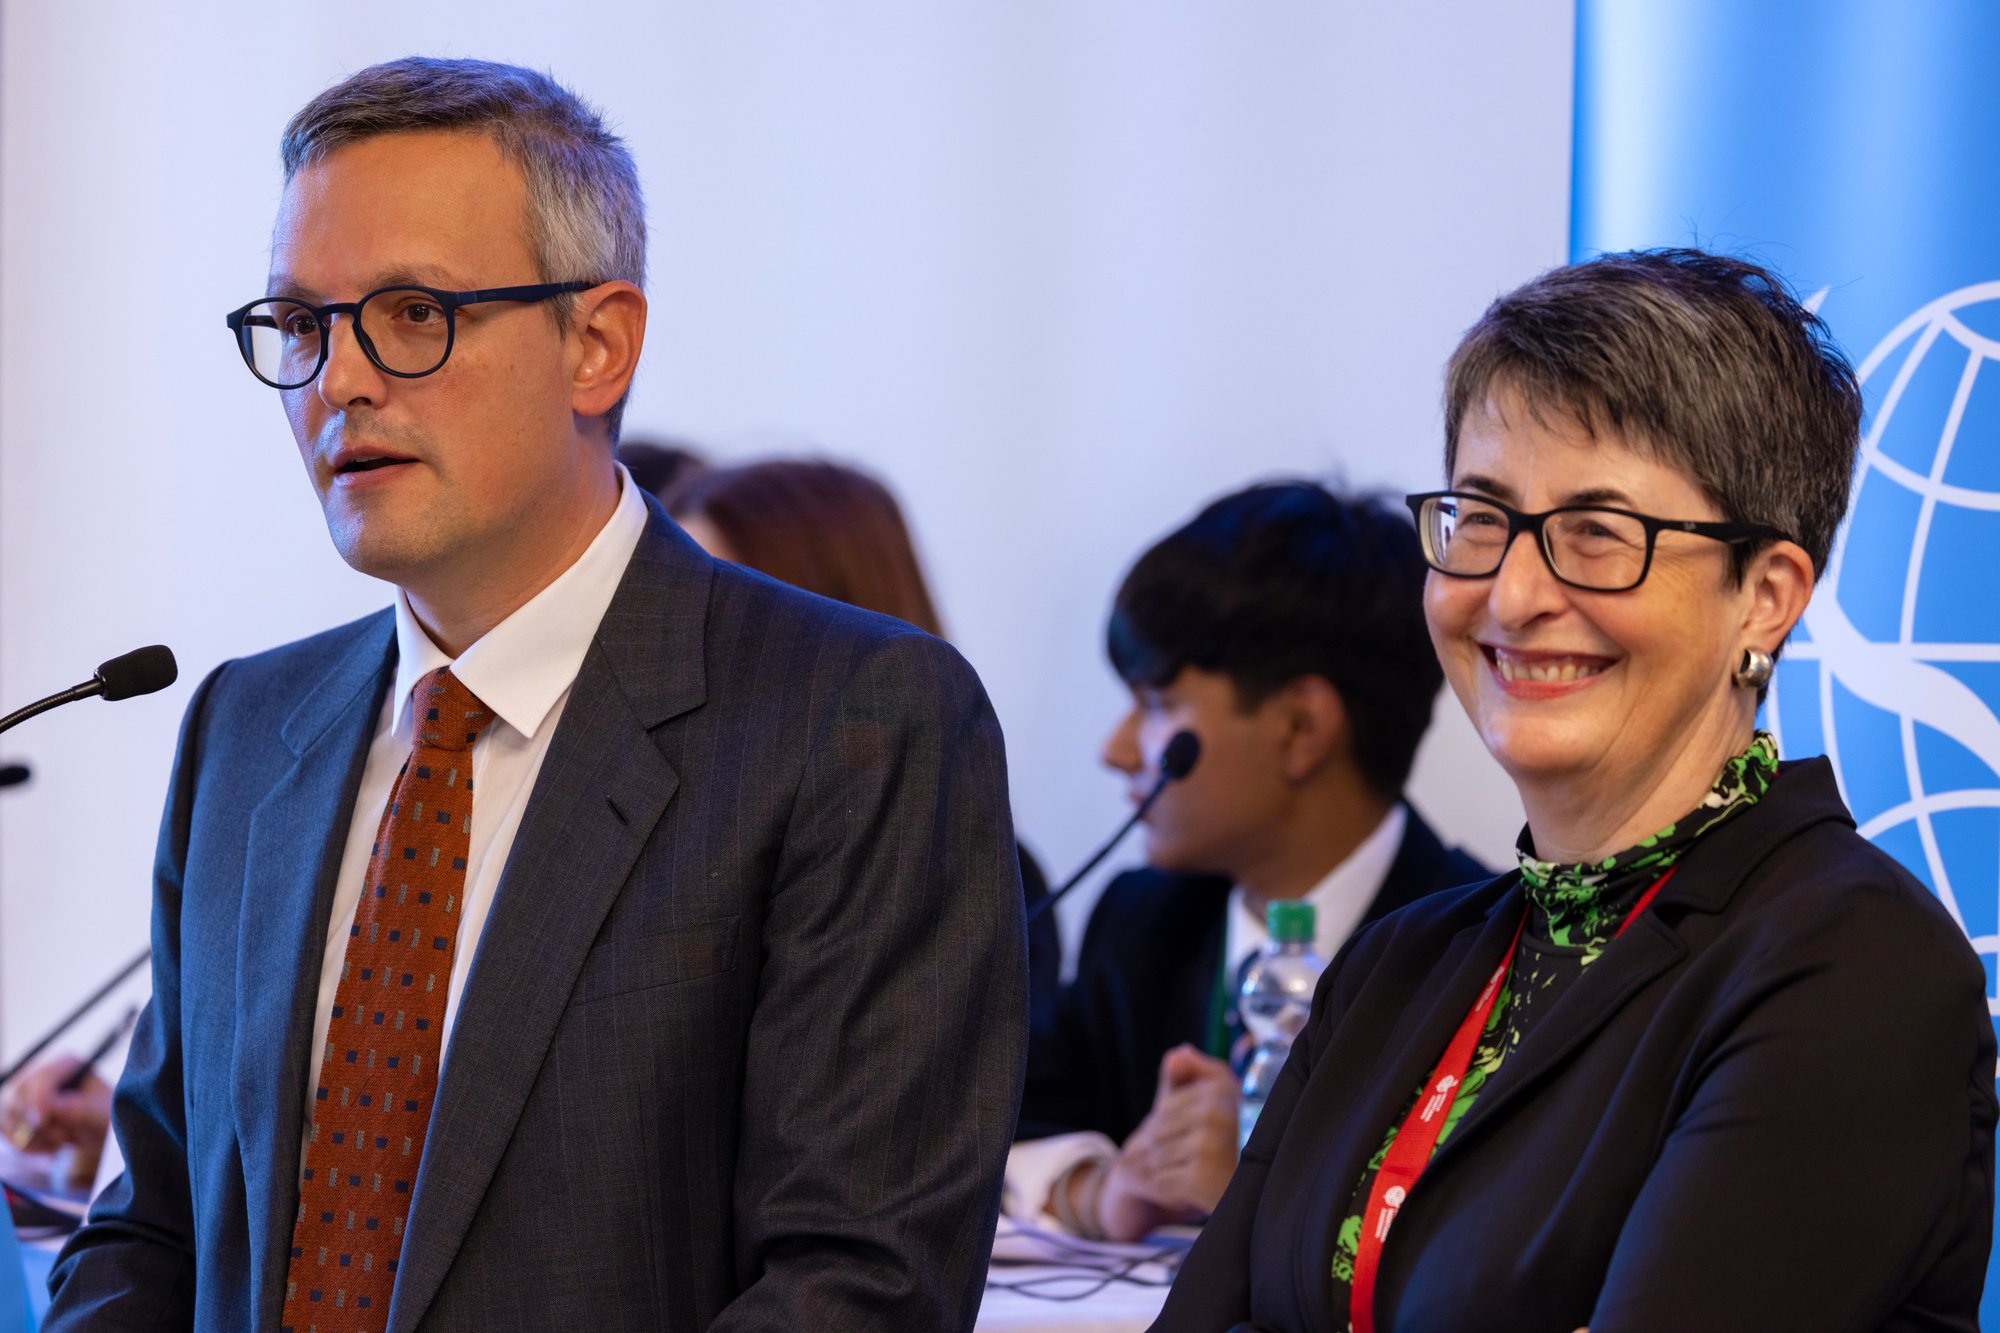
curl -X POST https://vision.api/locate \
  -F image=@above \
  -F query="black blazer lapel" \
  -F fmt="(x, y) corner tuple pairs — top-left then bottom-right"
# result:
(234, 613), (396, 1332)
(1284, 887), (1522, 1329)
(385, 511), (711, 1333)
(1425, 916), (1686, 1186)
(1420, 775), (1848, 1172)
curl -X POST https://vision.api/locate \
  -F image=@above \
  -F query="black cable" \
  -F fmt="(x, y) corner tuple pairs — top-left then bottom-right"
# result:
(984, 1221), (1192, 1302)
(0, 947), (150, 1090)
(984, 1243), (1186, 1301)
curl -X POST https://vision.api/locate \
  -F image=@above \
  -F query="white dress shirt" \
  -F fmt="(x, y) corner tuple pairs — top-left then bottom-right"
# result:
(1003, 804), (1409, 1229)
(302, 466), (649, 1117)
(1220, 803), (1407, 983)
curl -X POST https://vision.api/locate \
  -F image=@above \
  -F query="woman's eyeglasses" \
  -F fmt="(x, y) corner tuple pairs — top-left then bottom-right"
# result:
(1404, 491), (1790, 592)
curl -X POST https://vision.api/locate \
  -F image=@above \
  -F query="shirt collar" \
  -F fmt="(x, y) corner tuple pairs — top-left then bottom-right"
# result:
(1304, 801), (1407, 920)
(1226, 802), (1409, 968)
(389, 463), (650, 743)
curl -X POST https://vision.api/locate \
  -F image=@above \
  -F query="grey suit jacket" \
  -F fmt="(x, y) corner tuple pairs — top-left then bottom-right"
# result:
(44, 502), (1028, 1332)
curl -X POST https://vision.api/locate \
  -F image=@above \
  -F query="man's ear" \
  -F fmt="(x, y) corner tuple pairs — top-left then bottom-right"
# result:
(568, 281), (647, 426)
(1739, 538), (1815, 655)
(1273, 675), (1349, 784)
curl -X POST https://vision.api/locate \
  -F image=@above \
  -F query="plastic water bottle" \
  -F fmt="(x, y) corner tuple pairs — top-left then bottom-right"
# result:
(1238, 900), (1327, 1150)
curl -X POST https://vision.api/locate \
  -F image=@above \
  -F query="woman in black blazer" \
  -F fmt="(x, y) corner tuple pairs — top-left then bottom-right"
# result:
(1154, 249), (1997, 1333)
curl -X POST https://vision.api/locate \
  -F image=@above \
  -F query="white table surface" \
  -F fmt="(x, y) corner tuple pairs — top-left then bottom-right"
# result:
(976, 1273), (1171, 1332)
(20, 1212), (1189, 1332)
(975, 1220), (1188, 1332)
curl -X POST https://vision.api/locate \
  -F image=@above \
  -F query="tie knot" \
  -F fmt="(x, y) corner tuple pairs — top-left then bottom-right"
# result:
(413, 667), (495, 753)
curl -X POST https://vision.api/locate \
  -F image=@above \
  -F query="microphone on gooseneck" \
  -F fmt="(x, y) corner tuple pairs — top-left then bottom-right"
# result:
(0, 644), (179, 738)
(0, 763), (28, 789)
(95, 645), (179, 702)
(1025, 730), (1201, 926)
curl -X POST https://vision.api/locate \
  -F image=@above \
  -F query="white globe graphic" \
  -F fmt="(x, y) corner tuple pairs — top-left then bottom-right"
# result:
(1769, 283), (2000, 1020)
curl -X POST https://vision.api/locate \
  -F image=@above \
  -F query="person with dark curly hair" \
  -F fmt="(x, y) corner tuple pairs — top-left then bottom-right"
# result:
(1011, 481), (1487, 1243)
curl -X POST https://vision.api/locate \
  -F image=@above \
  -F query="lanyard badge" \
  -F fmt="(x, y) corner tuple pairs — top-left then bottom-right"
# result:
(1348, 868), (1676, 1333)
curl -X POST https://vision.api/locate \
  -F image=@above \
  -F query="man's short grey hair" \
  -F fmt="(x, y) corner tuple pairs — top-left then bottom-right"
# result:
(282, 57), (646, 442)
(1443, 248), (1863, 582)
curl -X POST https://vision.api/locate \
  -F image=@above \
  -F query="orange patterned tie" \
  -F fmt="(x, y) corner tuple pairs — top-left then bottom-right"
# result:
(283, 667), (494, 1333)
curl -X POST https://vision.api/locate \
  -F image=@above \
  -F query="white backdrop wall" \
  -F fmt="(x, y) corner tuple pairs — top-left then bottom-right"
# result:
(0, 2), (1570, 1056)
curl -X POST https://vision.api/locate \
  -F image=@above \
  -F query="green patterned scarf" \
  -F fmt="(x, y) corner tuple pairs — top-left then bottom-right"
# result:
(1517, 730), (1779, 957)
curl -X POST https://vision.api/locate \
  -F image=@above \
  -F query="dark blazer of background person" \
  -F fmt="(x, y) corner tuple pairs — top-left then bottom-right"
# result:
(1154, 760), (1996, 1333)
(47, 508), (1028, 1333)
(1018, 807), (1484, 1143)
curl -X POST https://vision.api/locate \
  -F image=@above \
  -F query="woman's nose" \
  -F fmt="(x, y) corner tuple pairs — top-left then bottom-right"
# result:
(1486, 528), (1569, 627)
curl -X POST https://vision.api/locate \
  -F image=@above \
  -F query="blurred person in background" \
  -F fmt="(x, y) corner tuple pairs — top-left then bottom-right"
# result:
(1157, 250), (1996, 1332)
(664, 457), (942, 637)
(1008, 481), (1488, 1242)
(0, 995), (141, 1192)
(665, 456), (1062, 1026)
(616, 436), (706, 498)
(2, 1056), (114, 1192)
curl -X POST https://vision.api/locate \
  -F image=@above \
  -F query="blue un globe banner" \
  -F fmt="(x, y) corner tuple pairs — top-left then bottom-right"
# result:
(1773, 287), (2000, 1001)
(1573, 2), (2000, 1319)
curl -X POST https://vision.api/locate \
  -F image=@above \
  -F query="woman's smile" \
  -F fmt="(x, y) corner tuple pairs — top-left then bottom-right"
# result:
(1482, 644), (1618, 697)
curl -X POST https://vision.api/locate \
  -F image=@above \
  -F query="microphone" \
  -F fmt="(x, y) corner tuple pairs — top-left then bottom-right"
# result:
(0, 763), (27, 789)
(1025, 730), (1201, 925)
(96, 645), (179, 701)
(0, 645), (179, 738)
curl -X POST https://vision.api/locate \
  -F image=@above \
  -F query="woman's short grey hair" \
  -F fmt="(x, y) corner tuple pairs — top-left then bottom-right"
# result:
(282, 57), (646, 441)
(1443, 248), (1863, 581)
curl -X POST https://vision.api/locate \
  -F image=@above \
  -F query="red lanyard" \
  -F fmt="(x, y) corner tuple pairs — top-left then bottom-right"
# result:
(1348, 867), (1676, 1333)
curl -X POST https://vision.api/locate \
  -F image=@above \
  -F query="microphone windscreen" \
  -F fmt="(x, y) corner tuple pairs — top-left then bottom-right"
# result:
(1159, 730), (1201, 781)
(96, 645), (179, 702)
(0, 763), (27, 788)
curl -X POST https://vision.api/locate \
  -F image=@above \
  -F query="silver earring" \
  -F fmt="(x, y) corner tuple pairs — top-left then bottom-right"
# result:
(1734, 647), (1775, 690)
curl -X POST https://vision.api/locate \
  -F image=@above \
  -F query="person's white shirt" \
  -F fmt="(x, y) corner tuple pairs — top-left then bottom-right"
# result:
(1002, 804), (1408, 1229)
(1220, 803), (1406, 990)
(301, 464), (649, 1128)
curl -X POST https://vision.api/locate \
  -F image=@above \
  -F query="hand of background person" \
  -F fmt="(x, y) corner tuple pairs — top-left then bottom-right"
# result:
(1095, 1044), (1241, 1241)
(2, 1054), (112, 1161)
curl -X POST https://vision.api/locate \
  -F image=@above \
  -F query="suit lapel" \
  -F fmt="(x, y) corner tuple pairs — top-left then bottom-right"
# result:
(386, 511), (712, 1333)
(1187, 883), (1230, 1063)
(1359, 807), (1485, 929)
(1290, 888), (1521, 1326)
(1420, 777), (1838, 1169)
(1427, 914), (1686, 1175)
(1360, 810), (1440, 928)
(235, 614), (397, 1332)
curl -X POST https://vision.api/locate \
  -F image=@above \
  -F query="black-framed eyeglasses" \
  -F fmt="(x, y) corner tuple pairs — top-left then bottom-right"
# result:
(1404, 490), (1790, 592)
(223, 280), (601, 389)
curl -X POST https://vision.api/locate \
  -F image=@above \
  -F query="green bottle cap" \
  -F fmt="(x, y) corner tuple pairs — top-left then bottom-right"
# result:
(1266, 900), (1315, 944)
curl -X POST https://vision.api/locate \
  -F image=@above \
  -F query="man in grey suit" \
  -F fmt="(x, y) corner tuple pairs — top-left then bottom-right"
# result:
(44, 58), (1026, 1333)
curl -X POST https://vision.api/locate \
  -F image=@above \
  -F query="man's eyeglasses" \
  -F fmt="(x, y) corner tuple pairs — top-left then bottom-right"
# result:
(1404, 490), (1790, 592)
(223, 280), (600, 389)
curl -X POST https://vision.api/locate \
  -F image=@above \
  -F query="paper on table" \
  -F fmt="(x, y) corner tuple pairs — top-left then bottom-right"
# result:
(0, 1136), (88, 1221)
